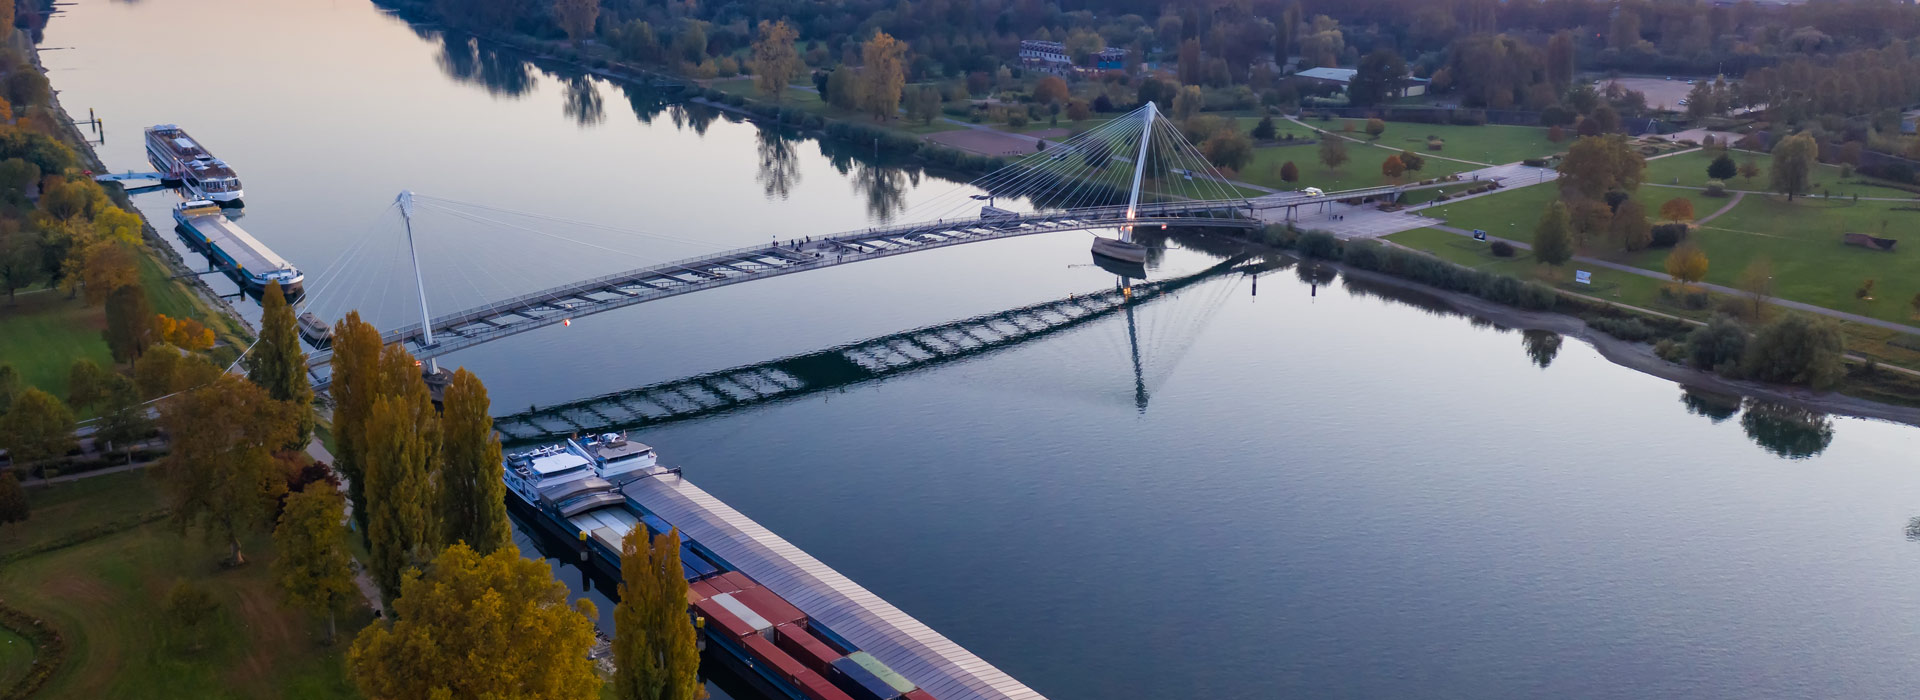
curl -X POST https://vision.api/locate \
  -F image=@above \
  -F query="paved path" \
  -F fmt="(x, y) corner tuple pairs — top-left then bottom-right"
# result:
(1694, 191), (1746, 225)
(1421, 222), (1920, 337)
(1285, 116), (1493, 167)
(1646, 182), (1920, 202)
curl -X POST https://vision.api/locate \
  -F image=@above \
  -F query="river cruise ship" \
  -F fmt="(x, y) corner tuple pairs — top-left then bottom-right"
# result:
(145, 124), (244, 204)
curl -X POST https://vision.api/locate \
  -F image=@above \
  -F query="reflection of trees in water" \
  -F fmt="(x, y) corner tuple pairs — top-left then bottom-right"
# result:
(1297, 260), (1338, 287)
(620, 83), (672, 124)
(1522, 330), (1562, 369)
(1905, 516), (1920, 543)
(666, 103), (719, 136)
(1678, 385), (1742, 423)
(756, 129), (803, 200)
(561, 75), (605, 127)
(852, 162), (915, 223)
(1740, 399), (1834, 459)
(435, 34), (536, 98)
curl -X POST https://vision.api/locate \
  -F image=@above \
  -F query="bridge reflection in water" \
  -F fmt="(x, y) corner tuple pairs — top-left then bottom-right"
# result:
(493, 255), (1275, 443)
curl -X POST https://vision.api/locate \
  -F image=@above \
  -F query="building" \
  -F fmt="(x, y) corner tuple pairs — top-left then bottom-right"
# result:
(1292, 66), (1429, 98)
(1019, 40), (1072, 74)
(1095, 47), (1128, 71)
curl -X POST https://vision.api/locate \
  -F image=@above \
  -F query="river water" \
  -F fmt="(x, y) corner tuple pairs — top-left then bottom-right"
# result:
(39, 0), (1920, 698)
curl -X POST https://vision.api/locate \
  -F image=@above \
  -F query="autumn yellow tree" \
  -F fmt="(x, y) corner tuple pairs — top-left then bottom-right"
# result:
(613, 527), (704, 700)
(154, 314), (215, 351)
(349, 544), (600, 700)
(0, 388), (74, 466)
(1381, 154), (1406, 182)
(273, 486), (357, 644)
(1666, 243), (1709, 288)
(439, 368), (511, 554)
(1658, 197), (1695, 222)
(363, 344), (443, 600)
(159, 374), (297, 565)
(247, 281), (314, 449)
(750, 20), (800, 102)
(329, 312), (383, 536)
(80, 239), (137, 305)
(554, 0), (600, 44)
(859, 31), (907, 121)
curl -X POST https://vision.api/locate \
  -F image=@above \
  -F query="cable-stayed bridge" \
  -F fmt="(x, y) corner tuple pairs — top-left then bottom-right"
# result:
(296, 105), (1388, 384)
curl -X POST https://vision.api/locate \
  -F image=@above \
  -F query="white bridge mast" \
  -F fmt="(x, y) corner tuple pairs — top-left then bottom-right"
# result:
(1121, 102), (1157, 244)
(397, 190), (437, 373)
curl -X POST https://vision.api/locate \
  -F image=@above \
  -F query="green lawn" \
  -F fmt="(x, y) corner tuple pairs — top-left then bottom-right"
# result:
(1642, 148), (1920, 201)
(1239, 144), (1475, 193)
(1296, 118), (1563, 165)
(0, 288), (116, 401)
(0, 626), (31, 694)
(0, 471), (366, 700)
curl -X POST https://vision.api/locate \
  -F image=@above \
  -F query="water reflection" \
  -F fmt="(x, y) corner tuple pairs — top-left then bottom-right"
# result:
(561, 75), (605, 127)
(755, 128), (802, 200)
(434, 33), (537, 98)
(851, 161), (913, 222)
(1679, 385), (1742, 424)
(1522, 330), (1563, 369)
(1740, 400), (1835, 459)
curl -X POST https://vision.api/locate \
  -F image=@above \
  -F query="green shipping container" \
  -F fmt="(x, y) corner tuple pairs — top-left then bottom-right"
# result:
(845, 652), (916, 694)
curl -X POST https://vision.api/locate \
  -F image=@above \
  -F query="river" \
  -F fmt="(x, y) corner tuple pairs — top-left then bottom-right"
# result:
(37, 0), (1920, 698)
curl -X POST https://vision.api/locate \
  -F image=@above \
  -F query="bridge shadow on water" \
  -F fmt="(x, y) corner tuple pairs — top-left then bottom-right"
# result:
(493, 253), (1276, 445)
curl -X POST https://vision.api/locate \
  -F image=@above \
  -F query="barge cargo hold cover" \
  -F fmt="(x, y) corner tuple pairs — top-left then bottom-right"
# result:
(623, 472), (1046, 700)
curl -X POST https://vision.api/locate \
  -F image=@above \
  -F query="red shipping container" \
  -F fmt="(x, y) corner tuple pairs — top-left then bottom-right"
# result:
(902, 690), (936, 700)
(742, 634), (813, 686)
(690, 580), (721, 599)
(719, 570), (757, 593)
(732, 586), (807, 628)
(693, 597), (756, 640)
(776, 623), (843, 674)
(794, 670), (859, 700)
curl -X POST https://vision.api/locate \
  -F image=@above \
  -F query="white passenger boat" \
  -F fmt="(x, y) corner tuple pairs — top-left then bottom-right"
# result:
(145, 124), (244, 204)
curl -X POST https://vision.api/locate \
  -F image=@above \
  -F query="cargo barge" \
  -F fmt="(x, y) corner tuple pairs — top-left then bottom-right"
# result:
(145, 124), (244, 205)
(172, 200), (304, 294)
(504, 436), (1044, 700)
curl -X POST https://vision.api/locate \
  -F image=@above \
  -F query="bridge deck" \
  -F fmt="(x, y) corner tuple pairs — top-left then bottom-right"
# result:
(624, 471), (1048, 700)
(308, 200), (1254, 373)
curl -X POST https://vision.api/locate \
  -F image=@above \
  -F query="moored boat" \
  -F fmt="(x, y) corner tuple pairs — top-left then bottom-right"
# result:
(145, 124), (244, 204)
(172, 200), (302, 293)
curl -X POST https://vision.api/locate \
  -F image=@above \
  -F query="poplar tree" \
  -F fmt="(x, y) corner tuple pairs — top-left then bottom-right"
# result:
(350, 545), (600, 700)
(1532, 200), (1574, 267)
(440, 367), (511, 554)
(614, 527), (703, 700)
(860, 31), (907, 121)
(159, 375), (297, 565)
(248, 281), (314, 449)
(329, 312), (383, 537)
(750, 20), (800, 102)
(363, 344), (443, 600)
(273, 486), (356, 644)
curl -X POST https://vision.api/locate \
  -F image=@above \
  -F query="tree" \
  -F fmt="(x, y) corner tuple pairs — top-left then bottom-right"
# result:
(1738, 258), (1775, 319)
(1317, 135), (1349, 173)
(155, 314), (215, 352)
(1200, 128), (1253, 173)
(329, 312), (382, 537)
(553, 0), (599, 44)
(859, 32), (907, 121)
(1658, 197), (1695, 222)
(1532, 201), (1574, 266)
(363, 345), (443, 599)
(273, 486), (355, 644)
(1064, 28), (1105, 65)
(0, 470), (26, 525)
(1708, 153), (1738, 181)
(906, 86), (940, 125)
(612, 528), (704, 700)
(1557, 134), (1644, 201)
(1398, 150), (1424, 172)
(1365, 118), (1386, 140)
(247, 282), (313, 449)
(164, 580), (220, 651)
(1171, 85), (1203, 121)
(1688, 315), (1750, 373)
(1612, 199), (1652, 251)
(1547, 124), (1565, 143)
(1065, 99), (1090, 123)
(1770, 132), (1818, 201)
(0, 365), (16, 414)
(1742, 315), (1846, 389)
(159, 375), (296, 565)
(1250, 116), (1276, 141)
(66, 358), (111, 413)
(1349, 49), (1406, 108)
(1738, 159), (1761, 183)
(1279, 161), (1299, 183)
(0, 220), (39, 302)
(0, 388), (74, 466)
(749, 21), (799, 102)
(440, 368), (510, 555)
(825, 65), (861, 112)
(1666, 243), (1709, 288)
(103, 284), (153, 363)
(80, 240), (137, 305)
(349, 544), (600, 700)
(1033, 76), (1069, 105)
(1381, 154), (1406, 181)
(94, 375), (147, 462)
(1546, 31), (1576, 89)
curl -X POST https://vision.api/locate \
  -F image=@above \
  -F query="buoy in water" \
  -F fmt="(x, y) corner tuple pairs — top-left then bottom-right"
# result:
(563, 318), (572, 327)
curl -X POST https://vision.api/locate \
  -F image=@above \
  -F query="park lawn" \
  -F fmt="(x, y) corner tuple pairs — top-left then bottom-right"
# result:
(1299, 118), (1563, 165)
(0, 287), (116, 400)
(1227, 116), (1318, 141)
(1239, 144), (1475, 193)
(1642, 148), (1917, 200)
(1618, 195), (1920, 328)
(0, 469), (166, 555)
(1419, 180), (1724, 241)
(0, 626), (30, 693)
(0, 471), (367, 700)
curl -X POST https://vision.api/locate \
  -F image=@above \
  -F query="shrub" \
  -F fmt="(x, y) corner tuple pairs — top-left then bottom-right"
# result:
(1742, 315), (1847, 389)
(1522, 158), (1549, 167)
(1296, 230), (1341, 259)
(1590, 316), (1655, 342)
(1517, 282), (1558, 311)
(1649, 222), (1689, 248)
(1687, 314), (1749, 373)
(1490, 240), (1516, 257)
(1703, 179), (1728, 197)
